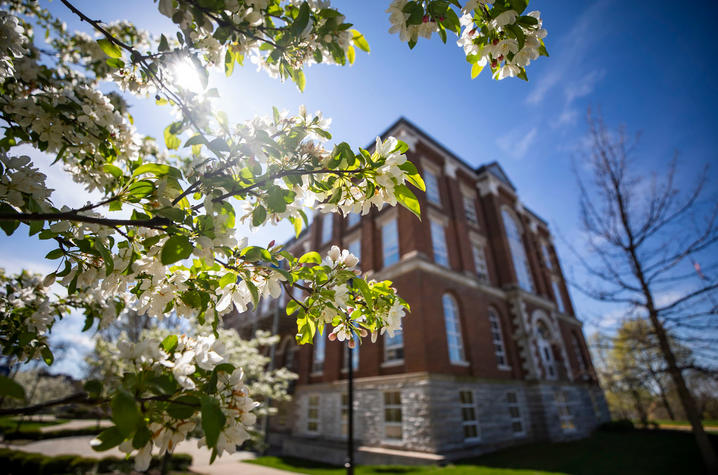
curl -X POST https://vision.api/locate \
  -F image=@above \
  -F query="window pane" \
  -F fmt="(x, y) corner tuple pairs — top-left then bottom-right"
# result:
(473, 245), (488, 281)
(425, 169), (440, 204)
(431, 221), (449, 266)
(443, 294), (465, 363)
(348, 238), (361, 264)
(347, 213), (360, 228)
(552, 280), (565, 313)
(502, 209), (534, 292)
(322, 213), (333, 243)
(382, 218), (399, 267)
(464, 195), (479, 227)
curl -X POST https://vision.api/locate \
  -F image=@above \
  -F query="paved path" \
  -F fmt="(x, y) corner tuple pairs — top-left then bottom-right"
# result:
(6, 435), (294, 475)
(40, 419), (112, 432)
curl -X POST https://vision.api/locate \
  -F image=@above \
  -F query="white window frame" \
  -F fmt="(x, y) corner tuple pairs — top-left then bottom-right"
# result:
(472, 243), (488, 281)
(506, 391), (525, 437)
(424, 167), (441, 205)
(463, 195), (479, 227)
(383, 330), (404, 365)
(430, 219), (449, 267)
(321, 213), (333, 244)
(459, 390), (481, 442)
(311, 334), (325, 375)
(542, 242), (553, 270)
(488, 309), (510, 370)
(381, 217), (400, 268)
(552, 279), (565, 314)
(306, 394), (320, 434)
(442, 294), (467, 365)
(554, 390), (576, 432)
(383, 391), (403, 441)
(502, 208), (534, 292)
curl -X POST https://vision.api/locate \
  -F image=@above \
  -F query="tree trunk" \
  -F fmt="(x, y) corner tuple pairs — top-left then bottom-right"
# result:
(631, 388), (648, 426)
(647, 309), (717, 473)
(654, 374), (676, 420)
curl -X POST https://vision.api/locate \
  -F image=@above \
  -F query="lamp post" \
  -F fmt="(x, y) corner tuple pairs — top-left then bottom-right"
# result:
(345, 342), (354, 475)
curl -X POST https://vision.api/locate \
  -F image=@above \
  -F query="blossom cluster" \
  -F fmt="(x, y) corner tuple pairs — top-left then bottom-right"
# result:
(386, 0), (548, 80)
(0, 153), (53, 210)
(458, 6), (547, 80)
(92, 331), (258, 471)
(0, 11), (27, 79)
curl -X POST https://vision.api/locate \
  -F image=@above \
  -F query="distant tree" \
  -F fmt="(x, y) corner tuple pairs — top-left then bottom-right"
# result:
(575, 111), (718, 472)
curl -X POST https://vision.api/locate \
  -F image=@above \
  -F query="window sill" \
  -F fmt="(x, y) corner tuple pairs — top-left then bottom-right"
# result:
(381, 439), (405, 446)
(451, 360), (470, 367)
(310, 371), (323, 377)
(463, 437), (482, 444)
(497, 365), (512, 371)
(381, 359), (404, 368)
(512, 432), (527, 438)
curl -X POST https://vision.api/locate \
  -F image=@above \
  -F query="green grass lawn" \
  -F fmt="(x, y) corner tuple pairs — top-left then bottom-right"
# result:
(248, 429), (718, 475)
(653, 419), (718, 427)
(0, 416), (68, 433)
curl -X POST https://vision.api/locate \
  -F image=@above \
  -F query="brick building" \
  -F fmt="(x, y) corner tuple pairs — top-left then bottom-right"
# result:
(228, 118), (609, 465)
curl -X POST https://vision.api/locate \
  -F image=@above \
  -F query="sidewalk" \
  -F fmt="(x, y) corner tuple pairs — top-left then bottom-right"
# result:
(7, 435), (295, 474)
(40, 418), (112, 432)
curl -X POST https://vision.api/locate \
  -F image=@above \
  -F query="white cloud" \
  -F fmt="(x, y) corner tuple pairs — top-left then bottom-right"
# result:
(496, 127), (538, 159)
(526, 0), (612, 105)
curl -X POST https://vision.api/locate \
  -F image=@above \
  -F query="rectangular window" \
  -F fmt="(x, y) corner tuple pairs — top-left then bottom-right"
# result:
(348, 238), (361, 264)
(384, 330), (404, 363)
(424, 169), (441, 205)
(464, 195), (479, 227)
(322, 213), (333, 243)
(381, 218), (399, 268)
(554, 391), (576, 432)
(552, 280), (565, 314)
(472, 244), (488, 281)
(459, 390), (480, 441)
(307, 395), (319, 433)
(312, 334), (325, 374)
(347, 213), (360, 228)
(506, 391), (525, 436)
(430, 220), (449, 266)
(542, 244), (553, 269)
(489, 310), (509, 368)
(383, 391), (403, 440)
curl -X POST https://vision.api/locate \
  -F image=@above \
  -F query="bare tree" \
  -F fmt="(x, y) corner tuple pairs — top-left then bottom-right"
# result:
(575, 110), (718, 472)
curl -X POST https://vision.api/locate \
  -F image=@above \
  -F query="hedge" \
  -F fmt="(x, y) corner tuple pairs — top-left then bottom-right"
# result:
(0, 448), (192, 474)
(2, 426), (104, 441)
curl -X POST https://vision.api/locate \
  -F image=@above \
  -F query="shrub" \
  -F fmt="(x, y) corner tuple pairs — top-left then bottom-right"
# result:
(599, 419), (635, 432)
(3, 426), (103, 441)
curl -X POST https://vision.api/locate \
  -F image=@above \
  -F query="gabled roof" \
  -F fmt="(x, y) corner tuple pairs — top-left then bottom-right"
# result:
(372, 117), (517, 191)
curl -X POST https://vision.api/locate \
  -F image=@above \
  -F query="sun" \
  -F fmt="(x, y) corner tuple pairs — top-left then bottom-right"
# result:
(170, 58), (205, 94)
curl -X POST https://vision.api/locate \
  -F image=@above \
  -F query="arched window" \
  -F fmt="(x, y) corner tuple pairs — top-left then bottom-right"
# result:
(536, 320), (556, 380)
(488, 308), (509, 368)
(442, 294), (466, 363)
(502, 209), (534, 292)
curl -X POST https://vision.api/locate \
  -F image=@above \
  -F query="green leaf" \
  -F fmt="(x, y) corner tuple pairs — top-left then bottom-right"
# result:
(0, 203), (19, 236)
(293, 69), (306, 92)
(286, 299), (299, 316)
(161, 334), (179, 353)
(252, 205), (267, 227)
(0, 375), (25, 400)
(471, 62), (484, 79)
(132, 424), (152, 449)
(41, 346), (54, 365)
(111, 390), (141, 436)
(394, 183), (421, 219)
(159, 34), (170, 52)
(164, 124), (181, 150)
(45, 248), (64, 260)
(290, 2), (311, 37)
(127, 180), (154, 199)
(91, 426), (125, 452)
(219, 272), (236, 288)
(354, 278), (373, 308)
(201, 397), (226, 448)
(299, 251), (321, 264)
(97, 38), (122, 59)
(84, 379), (103, 398)
(184, 135), (208, 147)
(347, 45), (355, 65)
(167, 395), (200, 419)
(133, 163), (179, 178)
(161, 235), (193, 265)
(103, 164), (123, 178)
(398, 161), (425, 191)
(350, 29), (370, 53)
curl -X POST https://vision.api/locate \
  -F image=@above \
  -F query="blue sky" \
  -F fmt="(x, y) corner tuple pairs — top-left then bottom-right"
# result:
(3, 0), (717, 376)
